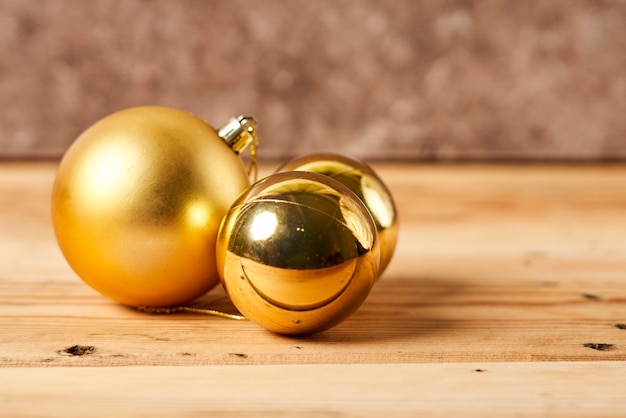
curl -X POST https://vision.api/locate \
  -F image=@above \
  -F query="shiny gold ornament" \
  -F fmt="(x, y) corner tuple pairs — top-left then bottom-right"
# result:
(216, 171), (380, 335)
(51, 106), (258, 307)
(277, 153), (398, 275)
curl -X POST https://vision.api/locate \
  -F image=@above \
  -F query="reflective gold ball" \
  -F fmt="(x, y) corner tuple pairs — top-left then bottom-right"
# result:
(51, 106), (251, 306)
(216, 171), (380, 335)
(277, 153), (398, 275)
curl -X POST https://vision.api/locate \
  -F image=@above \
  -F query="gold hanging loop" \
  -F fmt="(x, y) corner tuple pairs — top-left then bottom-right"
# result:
(137, 297), (247, 321)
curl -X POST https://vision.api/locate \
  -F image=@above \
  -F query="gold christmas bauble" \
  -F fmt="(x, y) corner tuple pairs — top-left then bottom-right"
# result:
(277, 153), (398, 275)
(51, 106), (257, 307)
(216, 171), (380, 335)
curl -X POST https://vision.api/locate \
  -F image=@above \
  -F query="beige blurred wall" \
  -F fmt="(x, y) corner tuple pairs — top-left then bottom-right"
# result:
(1, 0), (624, 161)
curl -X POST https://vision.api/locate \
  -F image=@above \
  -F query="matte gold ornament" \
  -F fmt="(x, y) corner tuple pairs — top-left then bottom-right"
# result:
(51, 106), (258, 307)
(277, 153), (398, 274)
(216, 171), (380, 335)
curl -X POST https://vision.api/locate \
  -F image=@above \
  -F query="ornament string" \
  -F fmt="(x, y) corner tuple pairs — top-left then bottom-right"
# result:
(137, 297), (247, 321)
(247, 125), (259, 182)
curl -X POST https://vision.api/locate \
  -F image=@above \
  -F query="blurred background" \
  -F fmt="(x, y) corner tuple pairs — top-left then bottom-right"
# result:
(0, 0), (624, 162)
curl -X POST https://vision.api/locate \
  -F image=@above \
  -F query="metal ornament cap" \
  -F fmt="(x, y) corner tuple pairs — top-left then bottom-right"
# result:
(277, 153), (398, 275)
(51, 106), (254, 307)
(216, 171), (380, 335)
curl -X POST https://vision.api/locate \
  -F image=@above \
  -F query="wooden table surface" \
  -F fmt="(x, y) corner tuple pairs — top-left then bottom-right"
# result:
(1, 162), (625, 417)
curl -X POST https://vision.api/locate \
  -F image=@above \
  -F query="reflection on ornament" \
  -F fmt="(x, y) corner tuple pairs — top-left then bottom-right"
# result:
(51, 106), (258, 307)
(250, 211), (279, 241)
(277, 153), (398, 275)
(216, 171), (380, 335)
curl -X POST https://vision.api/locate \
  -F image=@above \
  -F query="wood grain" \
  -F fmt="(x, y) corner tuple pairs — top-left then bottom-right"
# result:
(1, 163), (626, 415)
(1, 362), (625, 417)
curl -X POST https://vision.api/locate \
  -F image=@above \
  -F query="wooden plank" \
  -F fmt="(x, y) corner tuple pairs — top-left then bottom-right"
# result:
(1, 163), (626, 367)
(1, 362), (626, 417)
